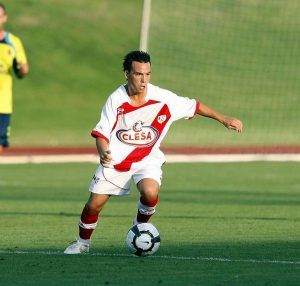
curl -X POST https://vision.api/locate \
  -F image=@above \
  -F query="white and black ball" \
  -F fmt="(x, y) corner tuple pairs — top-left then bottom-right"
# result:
(126, 223), (161, 256)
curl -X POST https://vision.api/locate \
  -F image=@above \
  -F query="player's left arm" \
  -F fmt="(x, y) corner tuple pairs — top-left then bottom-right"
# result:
(197, 102), (243, 133)
(13, 37), (29, 79)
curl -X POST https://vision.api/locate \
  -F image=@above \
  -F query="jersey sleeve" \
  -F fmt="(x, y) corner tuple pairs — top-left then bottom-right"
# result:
(14, 37), (28, 64)
(163, 89), (200, 121)
(91, 96), (117, 143)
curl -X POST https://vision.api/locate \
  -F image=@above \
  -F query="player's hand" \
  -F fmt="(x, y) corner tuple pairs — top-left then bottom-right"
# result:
(12, 58), (23, 79)
(100, 150), (112, 168)
(222, 116), (243, 133)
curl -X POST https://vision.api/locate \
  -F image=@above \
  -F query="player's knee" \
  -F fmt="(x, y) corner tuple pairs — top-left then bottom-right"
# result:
(138, 178), (159, 201)
(140, 186), (159, 202)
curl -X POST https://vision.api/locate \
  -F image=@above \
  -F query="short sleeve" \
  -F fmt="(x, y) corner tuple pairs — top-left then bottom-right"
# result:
(91, 96), (117, 143)
(163, 89), (200, 121)
(14, 37), (28, 64)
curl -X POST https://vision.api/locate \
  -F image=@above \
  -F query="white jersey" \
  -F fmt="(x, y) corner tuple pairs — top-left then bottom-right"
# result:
(91, 83), (200, 172)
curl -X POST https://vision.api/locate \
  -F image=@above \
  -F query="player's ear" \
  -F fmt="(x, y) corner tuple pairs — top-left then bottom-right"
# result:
(124, 70), (129, 80)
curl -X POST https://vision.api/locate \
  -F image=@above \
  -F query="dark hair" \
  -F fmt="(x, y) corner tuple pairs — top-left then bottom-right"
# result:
(0, 3), (6, 13)
(123, 50), (151, 72)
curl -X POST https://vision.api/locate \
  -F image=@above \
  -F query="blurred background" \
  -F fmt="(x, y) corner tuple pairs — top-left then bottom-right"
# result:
(6, 0), (300, 148)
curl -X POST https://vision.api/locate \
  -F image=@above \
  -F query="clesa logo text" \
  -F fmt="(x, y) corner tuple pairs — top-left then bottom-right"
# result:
(116, 121), (159, 147)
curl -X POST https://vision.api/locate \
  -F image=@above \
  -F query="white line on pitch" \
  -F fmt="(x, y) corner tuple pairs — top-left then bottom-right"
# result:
(0, 250), (299, 265)
(1, 153), (300, 164)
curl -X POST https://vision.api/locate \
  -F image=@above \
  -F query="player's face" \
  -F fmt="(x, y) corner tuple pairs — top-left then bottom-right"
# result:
(125, 61), (151, 94)
(0, 8), (7, 30)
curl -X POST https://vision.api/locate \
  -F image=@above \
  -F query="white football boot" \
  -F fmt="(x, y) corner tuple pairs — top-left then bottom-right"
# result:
(64, 238), (90, 254)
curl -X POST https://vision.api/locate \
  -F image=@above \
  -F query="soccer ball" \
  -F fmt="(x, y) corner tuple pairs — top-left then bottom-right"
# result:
(126, 223), (161, 256)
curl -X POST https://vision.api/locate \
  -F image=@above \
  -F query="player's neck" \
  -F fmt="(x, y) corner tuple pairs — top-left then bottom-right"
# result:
(129, 95), (147, 107)
(125, 85), (147, 106)
(0, 30), (6, 39)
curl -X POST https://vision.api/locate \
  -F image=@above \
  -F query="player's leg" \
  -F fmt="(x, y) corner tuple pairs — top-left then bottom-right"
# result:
(64, 165), (132, 254)
(64, 193), (110, 255)
(132, 162), (163, 224)
(78, 193), (110, 242)
(134, 178), (160, 224)
(0, 113), (11, 152)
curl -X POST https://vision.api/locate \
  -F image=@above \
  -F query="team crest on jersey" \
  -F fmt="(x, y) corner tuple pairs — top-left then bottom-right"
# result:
(157, 115), (166, 124)
(132, 121), (143, 132)
(116, 120), (159, 147)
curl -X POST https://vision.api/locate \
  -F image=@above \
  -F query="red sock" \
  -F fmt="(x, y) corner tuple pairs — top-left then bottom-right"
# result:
(79, 206), (99, 240)
(136, 196), (159, 223)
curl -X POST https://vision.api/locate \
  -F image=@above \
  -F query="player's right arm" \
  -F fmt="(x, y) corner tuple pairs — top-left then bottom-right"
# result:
(92, 95), (117, 167)
(96, 137), (112, 168)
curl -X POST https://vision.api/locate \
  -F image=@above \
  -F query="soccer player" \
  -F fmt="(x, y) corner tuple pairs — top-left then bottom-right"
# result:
(0, 3), (29, 152)
(64, 50), (243, 254)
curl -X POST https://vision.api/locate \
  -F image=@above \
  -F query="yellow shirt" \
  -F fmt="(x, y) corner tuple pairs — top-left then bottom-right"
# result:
(0, 32), (27, 114)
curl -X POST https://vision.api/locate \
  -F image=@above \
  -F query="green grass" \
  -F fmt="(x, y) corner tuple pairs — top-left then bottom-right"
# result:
(0, 162), (299, 285)
(4, 0), (300, 147)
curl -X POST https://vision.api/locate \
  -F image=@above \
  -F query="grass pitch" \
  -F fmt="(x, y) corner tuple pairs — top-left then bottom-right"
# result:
(0, 162), (299, 285)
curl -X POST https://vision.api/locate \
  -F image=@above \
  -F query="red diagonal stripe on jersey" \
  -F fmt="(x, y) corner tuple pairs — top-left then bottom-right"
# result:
(111, 100), (160, 134)
(90, 101), (161, 141)
(114, 104), (171, 172)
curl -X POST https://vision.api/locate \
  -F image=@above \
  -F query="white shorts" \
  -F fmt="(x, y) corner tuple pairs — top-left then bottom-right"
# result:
(89, 162), (163, 196)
